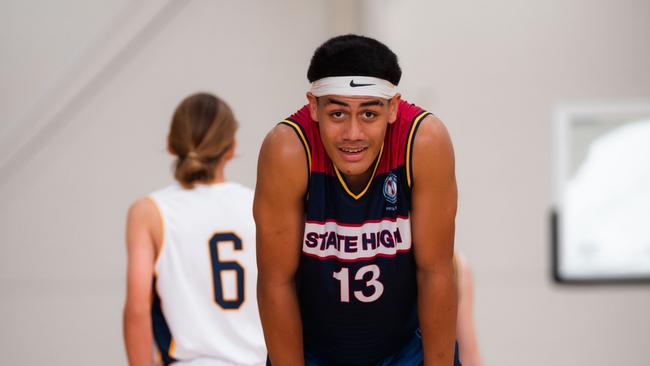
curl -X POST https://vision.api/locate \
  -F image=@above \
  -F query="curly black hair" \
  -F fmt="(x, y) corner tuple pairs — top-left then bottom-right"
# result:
(307, 34), (402, 85)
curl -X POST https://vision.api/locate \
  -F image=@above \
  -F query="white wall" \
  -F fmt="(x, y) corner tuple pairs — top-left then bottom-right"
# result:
(363, 0), (650, 365)
(0, 0), (129, 131)
(0, 1), (329, 364)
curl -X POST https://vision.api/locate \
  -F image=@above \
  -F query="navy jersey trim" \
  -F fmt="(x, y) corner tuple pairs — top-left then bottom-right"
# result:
(305, 171), (411, 222)
(406, 111), (432, 187)
(151, 277), (177, 365)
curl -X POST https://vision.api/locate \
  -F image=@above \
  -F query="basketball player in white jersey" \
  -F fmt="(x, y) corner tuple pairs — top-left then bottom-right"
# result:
(123, 93), (266, 366)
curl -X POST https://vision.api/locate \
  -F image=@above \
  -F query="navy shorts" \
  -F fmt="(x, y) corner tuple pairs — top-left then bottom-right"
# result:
(267, 330), (462, 366)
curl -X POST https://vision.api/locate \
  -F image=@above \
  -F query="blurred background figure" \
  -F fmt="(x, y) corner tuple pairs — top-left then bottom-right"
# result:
(123, 93), (266, 365)
(455, 253), (485, 366)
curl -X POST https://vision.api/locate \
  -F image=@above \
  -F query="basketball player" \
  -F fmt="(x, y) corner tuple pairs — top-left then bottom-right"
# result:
(254, 35), (460, 365)
(123, 93), (266, 365)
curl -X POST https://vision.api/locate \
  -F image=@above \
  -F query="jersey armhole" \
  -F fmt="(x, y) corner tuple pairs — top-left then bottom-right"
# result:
(405, 111), (433, 188)
(278, 119), (312, 183)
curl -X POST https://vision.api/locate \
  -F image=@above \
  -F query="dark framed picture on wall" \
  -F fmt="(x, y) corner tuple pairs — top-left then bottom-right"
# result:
(552, 103), (650, 283)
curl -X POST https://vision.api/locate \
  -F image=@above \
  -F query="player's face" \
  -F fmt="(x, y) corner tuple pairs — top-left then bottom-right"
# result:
(307, 93), (400, 183)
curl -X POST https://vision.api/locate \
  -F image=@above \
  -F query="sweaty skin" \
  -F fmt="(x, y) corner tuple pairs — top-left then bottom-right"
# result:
(254, 95), (457, 365)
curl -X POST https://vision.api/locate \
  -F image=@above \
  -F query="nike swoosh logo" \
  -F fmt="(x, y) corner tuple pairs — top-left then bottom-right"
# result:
(349, 80), (375, 87)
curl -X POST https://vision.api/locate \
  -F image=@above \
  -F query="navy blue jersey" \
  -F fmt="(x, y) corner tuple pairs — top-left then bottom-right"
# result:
(281, 100), (432, 365)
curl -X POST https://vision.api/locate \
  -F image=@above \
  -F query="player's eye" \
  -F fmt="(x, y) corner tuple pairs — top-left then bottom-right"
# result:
(330, 111), (345, 119)
(362, 111), (377, 119)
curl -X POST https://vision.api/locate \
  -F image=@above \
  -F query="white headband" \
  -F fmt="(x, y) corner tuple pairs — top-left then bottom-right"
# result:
(310, 76), (398, 99)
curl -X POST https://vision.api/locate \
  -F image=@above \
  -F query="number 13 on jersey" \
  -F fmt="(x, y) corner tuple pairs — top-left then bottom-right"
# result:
(333, 264), (384, 303)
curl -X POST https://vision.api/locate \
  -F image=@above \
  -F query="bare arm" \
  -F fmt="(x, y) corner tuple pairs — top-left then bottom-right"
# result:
(123, 198), (160, 366)
(455, 254), (485, 366)
(411, 115), (458, 365)
(254, 124), (308, 365)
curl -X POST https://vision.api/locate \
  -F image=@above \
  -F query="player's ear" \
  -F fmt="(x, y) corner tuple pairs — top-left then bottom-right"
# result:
(167, 134), (176, 154)
(387, 93), (401, 124)
(224, 139), (237, 161)
(306, 92), (319, 121)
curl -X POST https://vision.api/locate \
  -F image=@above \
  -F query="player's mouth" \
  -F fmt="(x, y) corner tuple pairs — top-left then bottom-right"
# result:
(338, 146), (368, 162)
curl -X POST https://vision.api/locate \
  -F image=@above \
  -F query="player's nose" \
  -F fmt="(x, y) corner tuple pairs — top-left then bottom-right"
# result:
(342, 117), (365, 141)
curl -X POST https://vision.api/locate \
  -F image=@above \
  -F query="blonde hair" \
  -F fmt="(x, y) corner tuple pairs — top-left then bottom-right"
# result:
(168, 93), (238, 188)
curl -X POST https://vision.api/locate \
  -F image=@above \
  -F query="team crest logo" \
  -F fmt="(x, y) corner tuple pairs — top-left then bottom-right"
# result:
(383, 173), (398, 204)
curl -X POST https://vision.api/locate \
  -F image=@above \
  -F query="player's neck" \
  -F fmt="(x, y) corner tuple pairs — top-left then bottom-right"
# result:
(340, 168), (374, 194)
(207, 176), (226, 184)
(194, 165), (227, 186)
(209, 165), (226, 184)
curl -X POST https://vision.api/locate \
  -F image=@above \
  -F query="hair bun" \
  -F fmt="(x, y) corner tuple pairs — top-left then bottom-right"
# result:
(169, 93), (238, 189)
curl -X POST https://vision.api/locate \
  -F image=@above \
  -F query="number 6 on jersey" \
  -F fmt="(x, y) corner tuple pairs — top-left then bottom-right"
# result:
(208, 233), (245, 310)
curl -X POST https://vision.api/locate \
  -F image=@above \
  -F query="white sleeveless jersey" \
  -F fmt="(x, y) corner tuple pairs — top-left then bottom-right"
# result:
(148, 182), (266, 366)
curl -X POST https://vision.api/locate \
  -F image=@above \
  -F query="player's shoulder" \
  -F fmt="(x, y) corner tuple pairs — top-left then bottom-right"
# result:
(256, 113), (310, 195)
(127, 195), (161, 226)
(262, 121), (309, 161)
(410, 111), (455, 187)
(413, 112), (451, 147)
(146, 183), (190, 210)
